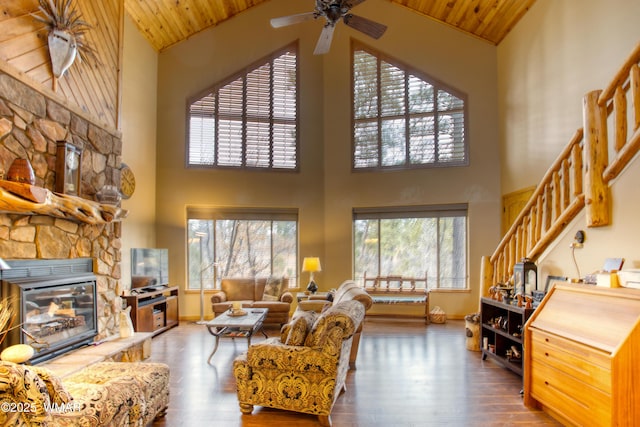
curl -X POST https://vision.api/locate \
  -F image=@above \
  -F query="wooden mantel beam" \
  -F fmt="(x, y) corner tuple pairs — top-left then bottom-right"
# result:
(0, 182), (127, 224)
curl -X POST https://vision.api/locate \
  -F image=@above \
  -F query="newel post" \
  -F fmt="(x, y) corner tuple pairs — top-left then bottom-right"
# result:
(479, 255), (493, 307)
(582, 90), (610, 226)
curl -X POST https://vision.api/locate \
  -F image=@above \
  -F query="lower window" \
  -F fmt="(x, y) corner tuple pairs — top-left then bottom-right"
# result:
(353, 204), (468, 289)
(187, 208), (298, 290)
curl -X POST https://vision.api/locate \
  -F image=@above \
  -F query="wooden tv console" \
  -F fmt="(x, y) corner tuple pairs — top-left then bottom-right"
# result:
(123, 286), (179, 336)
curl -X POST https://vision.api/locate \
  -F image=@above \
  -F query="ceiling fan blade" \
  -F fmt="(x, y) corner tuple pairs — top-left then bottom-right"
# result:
(271, 12), (316, 28)
(314, 24), (336, 55)
(343, 14), (387, 39)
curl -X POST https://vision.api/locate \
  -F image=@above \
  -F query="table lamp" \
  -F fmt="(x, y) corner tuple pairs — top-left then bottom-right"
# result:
(302, 257), (321, 294)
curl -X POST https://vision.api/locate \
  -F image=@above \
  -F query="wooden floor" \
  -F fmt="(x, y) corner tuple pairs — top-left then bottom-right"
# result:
(149, 318), (559, 426)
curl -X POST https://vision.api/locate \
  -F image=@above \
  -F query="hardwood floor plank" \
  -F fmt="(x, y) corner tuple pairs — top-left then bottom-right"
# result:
(150, 318), (559, 426)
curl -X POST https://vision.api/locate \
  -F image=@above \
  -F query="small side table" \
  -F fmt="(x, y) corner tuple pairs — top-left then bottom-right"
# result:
(296, 292), (327, 303)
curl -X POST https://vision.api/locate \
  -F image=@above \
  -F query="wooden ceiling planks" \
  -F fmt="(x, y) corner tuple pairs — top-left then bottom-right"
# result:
(124, 0), (534, 52)
(391, 0), (536, 45)
(123, 0), (269, 52)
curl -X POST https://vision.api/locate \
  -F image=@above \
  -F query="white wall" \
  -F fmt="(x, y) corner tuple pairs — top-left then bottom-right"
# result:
(120, 15), (159, 287)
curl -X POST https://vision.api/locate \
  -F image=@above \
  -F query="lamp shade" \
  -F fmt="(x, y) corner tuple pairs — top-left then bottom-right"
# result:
(302, 257), (322, 273)
(0, 258), (10, 270)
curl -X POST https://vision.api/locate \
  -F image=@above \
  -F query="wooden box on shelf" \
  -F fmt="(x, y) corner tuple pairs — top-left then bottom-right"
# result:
(122, 286), (179, 336)
(523, 283), (640, 426)
(480, 297), (534, 376)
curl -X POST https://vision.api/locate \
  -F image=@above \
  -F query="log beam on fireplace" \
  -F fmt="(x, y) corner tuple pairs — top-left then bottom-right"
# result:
(0, 182), (128, 224)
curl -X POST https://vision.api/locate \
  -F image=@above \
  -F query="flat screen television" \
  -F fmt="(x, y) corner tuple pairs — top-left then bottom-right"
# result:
(131, 248), (169, 290)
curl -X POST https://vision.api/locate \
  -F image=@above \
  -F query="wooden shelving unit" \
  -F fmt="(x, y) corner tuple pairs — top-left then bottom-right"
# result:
(122, 286), (179, 336)
(480, 297), (534, 376)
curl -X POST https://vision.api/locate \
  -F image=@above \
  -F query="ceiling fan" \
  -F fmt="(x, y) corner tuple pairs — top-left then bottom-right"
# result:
(271, 0), (387, 55)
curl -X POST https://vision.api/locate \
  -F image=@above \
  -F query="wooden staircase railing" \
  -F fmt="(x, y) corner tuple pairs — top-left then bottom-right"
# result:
(481, 41), (640, 293)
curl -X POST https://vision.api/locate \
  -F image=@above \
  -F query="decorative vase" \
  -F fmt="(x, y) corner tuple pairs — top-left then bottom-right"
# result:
(96, 185), (121, 205)
(306, 280), (318, 294)
(6, 158), (35, 185)
(48, 29), (78, 78)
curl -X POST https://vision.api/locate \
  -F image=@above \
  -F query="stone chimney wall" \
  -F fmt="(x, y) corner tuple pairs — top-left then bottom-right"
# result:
(0, 71), (123, 339)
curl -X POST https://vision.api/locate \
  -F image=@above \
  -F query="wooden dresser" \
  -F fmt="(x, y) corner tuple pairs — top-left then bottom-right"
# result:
(523, 283), (640, 426)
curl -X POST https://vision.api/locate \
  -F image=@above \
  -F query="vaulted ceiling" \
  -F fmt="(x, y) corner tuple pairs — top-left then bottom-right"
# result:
(125, 0), (536, 52)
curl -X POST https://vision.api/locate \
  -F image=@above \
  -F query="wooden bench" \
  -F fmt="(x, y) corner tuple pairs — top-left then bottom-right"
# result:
(363, 275), (430, 324)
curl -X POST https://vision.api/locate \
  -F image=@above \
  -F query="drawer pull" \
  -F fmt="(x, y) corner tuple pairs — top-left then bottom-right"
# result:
(544, 352), (549, 357)
(544, 381), (549, 386)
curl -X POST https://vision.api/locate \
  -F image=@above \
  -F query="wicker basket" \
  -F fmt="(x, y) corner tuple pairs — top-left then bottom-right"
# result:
(429, 306), (447, 324)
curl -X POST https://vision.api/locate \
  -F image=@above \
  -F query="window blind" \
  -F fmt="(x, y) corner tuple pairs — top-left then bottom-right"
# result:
(352, 42), (468, 170)
(353, 203), (468, 219)
(187, 206), (298, 221)
(187, 43), (298, 170)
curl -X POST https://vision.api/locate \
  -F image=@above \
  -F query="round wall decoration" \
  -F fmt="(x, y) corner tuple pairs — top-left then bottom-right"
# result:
(119, 163), (136, 199)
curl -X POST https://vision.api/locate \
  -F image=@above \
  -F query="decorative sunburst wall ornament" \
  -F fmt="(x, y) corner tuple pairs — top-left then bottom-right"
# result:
(33, 0), (98, 90)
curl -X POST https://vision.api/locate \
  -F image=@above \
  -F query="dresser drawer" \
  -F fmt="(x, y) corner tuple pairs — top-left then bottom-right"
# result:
(153, 311), (164, 329)
(531, 359), (611, 426)
(530, 330), (611, 393)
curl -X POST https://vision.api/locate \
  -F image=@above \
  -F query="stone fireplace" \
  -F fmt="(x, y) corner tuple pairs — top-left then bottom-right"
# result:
(1, 258), (98, 364)
(0, 69), (125, 341)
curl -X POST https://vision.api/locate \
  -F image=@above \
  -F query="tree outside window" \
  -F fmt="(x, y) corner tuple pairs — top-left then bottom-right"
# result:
(187, 213), (298, 290)
(353, 205), (467, 289)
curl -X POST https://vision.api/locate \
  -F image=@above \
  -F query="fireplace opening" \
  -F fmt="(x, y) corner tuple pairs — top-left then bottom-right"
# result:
(0, 258), (98, 364)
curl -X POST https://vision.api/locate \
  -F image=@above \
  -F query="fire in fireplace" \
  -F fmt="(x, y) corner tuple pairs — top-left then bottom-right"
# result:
(0, 258), (98, 364)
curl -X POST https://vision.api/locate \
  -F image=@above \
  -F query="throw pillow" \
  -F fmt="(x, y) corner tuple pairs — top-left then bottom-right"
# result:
(304, 315), (327, 348)
(262, 276), (284, 301)
(280, 309), (318, 345)
(284, 317), (308, 346)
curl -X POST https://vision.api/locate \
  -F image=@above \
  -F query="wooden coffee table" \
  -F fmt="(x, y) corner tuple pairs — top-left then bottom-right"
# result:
(204, 308), (269, 364)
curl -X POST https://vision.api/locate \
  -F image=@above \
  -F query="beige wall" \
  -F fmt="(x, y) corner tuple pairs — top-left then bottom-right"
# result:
(497, 0), (640, 280)
(498, 0), (640, 194)
(120, 15), (159, 287)
(154, 0), (501, 319)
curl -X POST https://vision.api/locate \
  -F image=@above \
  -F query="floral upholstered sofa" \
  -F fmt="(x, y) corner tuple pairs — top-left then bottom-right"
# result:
(0, 361), (169, 426)
(233, 300), (366, 427)
(210, 277), (293, 326)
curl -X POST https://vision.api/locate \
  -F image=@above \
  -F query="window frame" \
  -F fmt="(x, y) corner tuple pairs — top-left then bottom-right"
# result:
(186, 207), (299, 292)
(351, 41), (469, 171)
(186, 42), (300, 171)
(352, 204), (469, 290)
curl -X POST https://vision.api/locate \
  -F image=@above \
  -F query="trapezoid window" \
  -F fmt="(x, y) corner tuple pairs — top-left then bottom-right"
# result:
(187, 43), (298, 170)
(352, 42), (468, 170)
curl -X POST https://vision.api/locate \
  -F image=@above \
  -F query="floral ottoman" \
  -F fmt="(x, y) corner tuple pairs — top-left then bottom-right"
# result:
(0, 361), (169, 426)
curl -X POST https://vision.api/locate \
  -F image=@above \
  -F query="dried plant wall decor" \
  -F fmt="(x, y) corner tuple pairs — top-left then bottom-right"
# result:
(33, 0), (98, 90)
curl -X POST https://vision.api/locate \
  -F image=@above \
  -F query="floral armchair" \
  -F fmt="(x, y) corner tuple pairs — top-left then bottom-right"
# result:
(298, 280), (373, 368)
(233, 300), (366, 427)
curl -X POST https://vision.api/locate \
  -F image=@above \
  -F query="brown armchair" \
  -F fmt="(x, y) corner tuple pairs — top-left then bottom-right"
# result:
(233, 300), (366, 427)
(298, 280), (373, 368)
